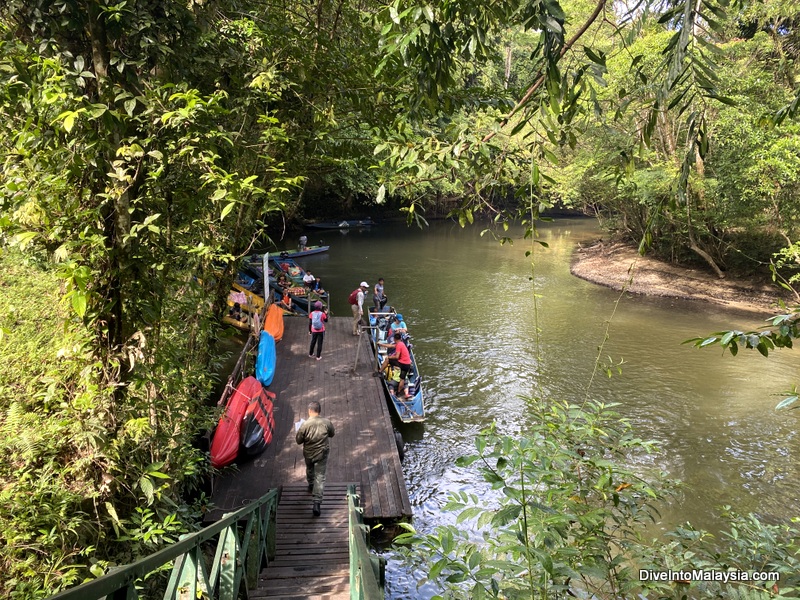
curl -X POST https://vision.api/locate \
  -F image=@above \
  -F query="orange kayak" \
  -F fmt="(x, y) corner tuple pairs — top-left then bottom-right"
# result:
(263, 303), (284, 342)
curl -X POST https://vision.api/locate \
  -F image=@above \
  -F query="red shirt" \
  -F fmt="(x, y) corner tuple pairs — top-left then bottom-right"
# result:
(393, 340), (411, 365)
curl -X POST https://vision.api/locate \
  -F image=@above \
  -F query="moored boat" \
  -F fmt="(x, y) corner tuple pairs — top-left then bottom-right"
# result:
(266, 256), (329, 312)
(368, 308), (425, 423)
(274, 245), (329, 258)
(306, 218), (375, 230)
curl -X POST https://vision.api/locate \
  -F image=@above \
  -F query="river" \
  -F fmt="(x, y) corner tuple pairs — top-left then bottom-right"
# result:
(286, 217), (799, 597)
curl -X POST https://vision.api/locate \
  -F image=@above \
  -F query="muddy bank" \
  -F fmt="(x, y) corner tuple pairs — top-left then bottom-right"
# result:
(570, 240), (794, 315)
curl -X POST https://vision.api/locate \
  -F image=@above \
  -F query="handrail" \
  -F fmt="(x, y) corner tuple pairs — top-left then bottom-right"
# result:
(47, 488), (280, 600)
(348, 484), (385, 600)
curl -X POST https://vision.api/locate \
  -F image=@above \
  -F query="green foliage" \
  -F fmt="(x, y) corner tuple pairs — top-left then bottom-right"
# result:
(395, 399), (672, 598)
(0, 251), (109, 596)
(687, 307), (800, 410)
(395, 398), (800, 598)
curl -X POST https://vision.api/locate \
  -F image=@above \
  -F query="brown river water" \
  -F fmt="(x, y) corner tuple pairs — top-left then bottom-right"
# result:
(268, 217), (799, 597)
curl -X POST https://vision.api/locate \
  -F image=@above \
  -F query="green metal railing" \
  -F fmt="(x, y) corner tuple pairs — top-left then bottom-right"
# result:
(348, 484), (385, 600)
(47, 488), (279, 600)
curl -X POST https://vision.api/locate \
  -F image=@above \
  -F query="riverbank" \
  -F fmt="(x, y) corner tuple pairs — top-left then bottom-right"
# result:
(570, 239), (795, 315)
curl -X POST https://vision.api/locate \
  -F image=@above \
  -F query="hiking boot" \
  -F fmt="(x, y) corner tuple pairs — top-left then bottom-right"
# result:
(312, 502), (321, 517)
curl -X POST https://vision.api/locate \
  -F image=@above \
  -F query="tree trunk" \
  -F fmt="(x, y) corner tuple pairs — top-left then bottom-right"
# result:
(688, 144), (725, 278)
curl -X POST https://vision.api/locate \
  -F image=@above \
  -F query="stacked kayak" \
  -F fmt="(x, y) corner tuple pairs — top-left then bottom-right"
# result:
(263, 303), (284, 342)
(210, 376), (276, 469)
(256, 332), (276, 387)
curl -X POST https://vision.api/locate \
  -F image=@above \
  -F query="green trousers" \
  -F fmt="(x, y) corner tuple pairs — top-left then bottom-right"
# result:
(305, 450), (329, 503)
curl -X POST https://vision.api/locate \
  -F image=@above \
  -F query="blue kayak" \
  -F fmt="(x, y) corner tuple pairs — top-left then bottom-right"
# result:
(255, 332), (276, 387)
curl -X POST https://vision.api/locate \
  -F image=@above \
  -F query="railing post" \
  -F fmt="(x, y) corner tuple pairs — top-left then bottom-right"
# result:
(348, 484), (385, 600)
(267, 493), (278, 561)
(217, 524), (238, 600)
(245, 511), (261, 590)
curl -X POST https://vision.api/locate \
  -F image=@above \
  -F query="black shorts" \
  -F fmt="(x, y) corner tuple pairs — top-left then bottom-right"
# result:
(388, 357), (411, 379)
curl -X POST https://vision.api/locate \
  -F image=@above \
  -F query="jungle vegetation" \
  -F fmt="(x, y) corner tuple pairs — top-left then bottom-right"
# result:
(0, 0), (799, 596)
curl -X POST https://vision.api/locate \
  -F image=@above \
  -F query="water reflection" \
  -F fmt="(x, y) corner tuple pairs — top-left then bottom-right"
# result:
(291, 218), (800, 598)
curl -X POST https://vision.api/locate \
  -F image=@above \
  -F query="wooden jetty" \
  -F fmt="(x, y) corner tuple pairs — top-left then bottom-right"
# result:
(252, 484), (351, 599)
(209, 316), (412, 523)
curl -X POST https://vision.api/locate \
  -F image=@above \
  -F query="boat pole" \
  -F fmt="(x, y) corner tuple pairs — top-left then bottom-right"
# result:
(268, 252), (270, 306)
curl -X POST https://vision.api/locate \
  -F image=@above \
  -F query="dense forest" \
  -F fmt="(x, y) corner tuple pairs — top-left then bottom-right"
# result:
(1, 0), (799, 597)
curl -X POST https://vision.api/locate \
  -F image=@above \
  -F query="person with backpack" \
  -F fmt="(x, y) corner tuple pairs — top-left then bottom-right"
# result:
(349, 281), (369, 335)
(308, 301), (328, 360)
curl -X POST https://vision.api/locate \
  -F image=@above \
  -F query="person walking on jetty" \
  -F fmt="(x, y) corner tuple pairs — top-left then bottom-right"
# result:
(295, 401), (335, 516)
(308, 301), (328, 360)
(349, 281), (369, 335)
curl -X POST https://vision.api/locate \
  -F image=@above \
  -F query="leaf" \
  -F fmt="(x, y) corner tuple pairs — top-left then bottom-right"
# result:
(71, 291), (87, 318)
(13, 231), (37, 248)
(583, 46), (606, 67)
(376, 184), (386, 205)
(220, 201), (236, 220)
(63, 112), (76, 133)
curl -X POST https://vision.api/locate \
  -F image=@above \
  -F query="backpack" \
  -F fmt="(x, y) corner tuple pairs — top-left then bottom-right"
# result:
(311, 310), (324, 331)
(348, 288), (360, 305)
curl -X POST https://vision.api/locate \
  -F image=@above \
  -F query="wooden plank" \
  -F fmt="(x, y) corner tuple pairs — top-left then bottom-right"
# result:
(256, 484), (351, 599)
(207, 317), (411, 598)
(208, 317), (410, 522)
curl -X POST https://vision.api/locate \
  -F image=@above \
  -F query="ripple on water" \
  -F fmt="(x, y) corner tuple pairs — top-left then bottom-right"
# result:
(316, 220), (800, 596)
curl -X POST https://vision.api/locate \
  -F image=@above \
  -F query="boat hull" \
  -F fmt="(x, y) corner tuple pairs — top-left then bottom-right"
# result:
(306, 219), (375, 230)
(210, 376), (263, 468)
(275, 245), (329, 258)
(240, 389), (276, 456)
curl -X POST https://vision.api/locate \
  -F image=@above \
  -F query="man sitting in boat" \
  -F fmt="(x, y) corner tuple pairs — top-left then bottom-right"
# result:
(376, 332), (413, 399)
(389, 313), (407, 337)
(309, 277), (325, 294)
(303, 270), (316, 288)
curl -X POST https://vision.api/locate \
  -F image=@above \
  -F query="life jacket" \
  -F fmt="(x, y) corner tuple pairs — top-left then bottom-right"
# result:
(348, 289), (360, 305)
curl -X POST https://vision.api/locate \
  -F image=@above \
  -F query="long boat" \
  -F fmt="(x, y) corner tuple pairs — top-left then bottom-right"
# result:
(305, 218), (375, 230)
(368, 308), (425, 423)
(266, 256), (329, 313)
(272, 245), (329, 258)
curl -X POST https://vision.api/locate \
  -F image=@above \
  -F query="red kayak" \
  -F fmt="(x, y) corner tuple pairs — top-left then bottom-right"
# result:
(210, 376), (276, 469)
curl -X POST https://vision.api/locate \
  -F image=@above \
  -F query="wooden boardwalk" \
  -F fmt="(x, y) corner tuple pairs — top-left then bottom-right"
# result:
(252, 484), (351, 600)
(209, 316), (411, 523)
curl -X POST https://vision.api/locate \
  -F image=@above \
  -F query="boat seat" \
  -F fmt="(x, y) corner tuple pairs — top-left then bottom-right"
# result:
(406, 375), (421, 396)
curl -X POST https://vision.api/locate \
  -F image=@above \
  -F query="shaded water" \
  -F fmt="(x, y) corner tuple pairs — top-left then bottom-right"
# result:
(289, 218), (799, 596)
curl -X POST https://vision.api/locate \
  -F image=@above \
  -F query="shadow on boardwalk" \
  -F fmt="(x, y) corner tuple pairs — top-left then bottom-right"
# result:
(209, 317), (411, 523)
